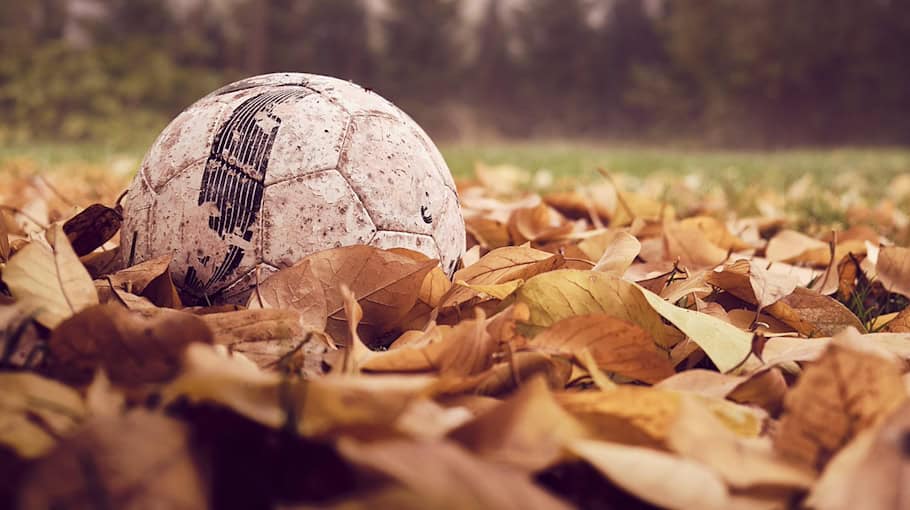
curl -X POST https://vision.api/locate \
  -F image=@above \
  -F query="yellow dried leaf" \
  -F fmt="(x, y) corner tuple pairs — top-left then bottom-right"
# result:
(2, 223), (98, 329)
(516, 269), (684, 347)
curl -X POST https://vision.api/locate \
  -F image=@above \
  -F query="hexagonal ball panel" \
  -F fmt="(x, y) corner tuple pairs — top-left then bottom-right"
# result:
(262, 169), (376, 268)
(338, 114), (450, 237)
(433, 191), (467, 277)
(263, 92), (350, 186)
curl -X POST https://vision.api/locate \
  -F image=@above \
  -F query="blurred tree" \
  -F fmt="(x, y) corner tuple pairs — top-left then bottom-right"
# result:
(514, 0), (597, 134)
(379, 0), (461, 101)
(268, 0), (372, 82)
(471, 0), (520, 134)
(591, 0), (668, 132)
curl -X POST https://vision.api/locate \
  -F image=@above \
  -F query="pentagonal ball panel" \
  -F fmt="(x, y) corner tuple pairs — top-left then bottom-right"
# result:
(262, 170), (376, 268)
(304, 75), (404, 118)
(339, 114), (449, 237)
(141, 99), (228, 193)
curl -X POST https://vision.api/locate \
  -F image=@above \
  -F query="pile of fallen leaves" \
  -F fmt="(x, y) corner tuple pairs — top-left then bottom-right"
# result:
(2, 161), (910, 509)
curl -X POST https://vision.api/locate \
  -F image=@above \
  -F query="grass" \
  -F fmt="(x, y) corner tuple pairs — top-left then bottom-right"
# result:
(2, 140), (909, 190)
(442, 141), (910, 186)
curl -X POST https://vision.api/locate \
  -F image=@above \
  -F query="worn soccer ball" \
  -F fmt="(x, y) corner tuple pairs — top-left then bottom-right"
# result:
(121, 72), (465, 303)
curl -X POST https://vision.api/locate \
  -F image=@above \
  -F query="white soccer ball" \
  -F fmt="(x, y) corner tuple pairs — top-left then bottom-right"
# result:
(121, 72), (465, 303)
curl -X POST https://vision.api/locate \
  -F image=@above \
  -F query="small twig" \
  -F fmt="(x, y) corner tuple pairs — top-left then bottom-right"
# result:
(0, 204), (50, 230)
(36, 175), (76, 208)
(597, 168), (635, 222)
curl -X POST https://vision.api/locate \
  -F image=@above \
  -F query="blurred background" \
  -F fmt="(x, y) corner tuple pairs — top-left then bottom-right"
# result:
(3, 0), (910, 149)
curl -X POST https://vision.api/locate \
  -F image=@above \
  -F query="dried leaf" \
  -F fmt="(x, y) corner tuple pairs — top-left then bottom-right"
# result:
(201, 308), (315, 370)
(105, 255), (182, 308)
(531, 313), (674, 383)
(591, 231), (640, 275)
(49, 304), (213, 385)
(163, 344), (285, 428)
(300, 245), (437, 345)
(765, 287), (865, 337)
(884, 306), (910, 333)
(774, 328), (908, 470)
(876, 246), (910, 298)
(663, 220), (729, 269)
(363, 309), (497, 377)
(516, 269), (684, 347)
(18, 411), (208, 509)
(338, 438), (573, 510)
(2, 224), (98, 328)
(568, 439), (729, 510)
(442, 246), (563, 311)
(247, 258), (327, 332)
(0, 372), (85, 458)
(806, 400), (910, 510)
(636, 283), (754, 372)
(62, 203), (122, 256)
(465, 216), (511, 248)
(449, 377), (587, 471)
(766, 230), (828, 263)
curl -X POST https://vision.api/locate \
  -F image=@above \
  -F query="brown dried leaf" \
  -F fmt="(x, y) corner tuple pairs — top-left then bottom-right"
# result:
(508, 203), (574, 244)
(663, 220), (729, 269)
(678, 216), (752, 252)
(162, 344), (285, 428)
(568, 439), (729, 510)
(301, 245), (437, 346)
(2, 224), (98, 329)
(247, 258), (327, 332)
(437, 351), (572, 397)
(442, 246), (563, 311)
(774, 329), (908, 470)
(708, 259), (797, 309)
(806, 400), (910, 510)
(884, 306), (910, 333)
(591, 231), (640, 275)
(200, 308), (316, 370)
(18, 411), (208, 509)
(465, 216), (511, 248)
(766, 230), (828, 263)
(105, 255), (182, 308)
(336, 438), (572, 510)
(765, 287), (865, 337)
(876, 245), (910, 298)
(62, 203), (122, 256)
(49, 304), (213, 385)
(531, 314), (674, 383)
(362, 309), (497, 377)
(449, 377), (587, 471)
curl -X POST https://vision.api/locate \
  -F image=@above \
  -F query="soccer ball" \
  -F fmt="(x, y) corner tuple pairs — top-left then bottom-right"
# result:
(121, 73), (465, 303)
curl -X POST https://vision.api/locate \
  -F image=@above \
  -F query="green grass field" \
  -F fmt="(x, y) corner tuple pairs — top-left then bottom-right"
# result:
(2, 140), (909, 189)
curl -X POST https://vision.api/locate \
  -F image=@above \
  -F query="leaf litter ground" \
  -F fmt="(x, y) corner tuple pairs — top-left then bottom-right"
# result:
(2, 158), (910, 509)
